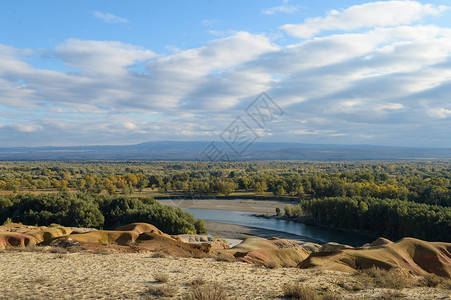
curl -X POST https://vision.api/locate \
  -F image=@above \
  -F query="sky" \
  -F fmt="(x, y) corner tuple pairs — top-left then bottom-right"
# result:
(1, 0), (451, 147)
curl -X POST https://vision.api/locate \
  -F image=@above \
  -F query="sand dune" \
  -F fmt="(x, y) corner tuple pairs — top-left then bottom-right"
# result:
(220, 237), (310, 268)
(0, 232), (38, 249)
(299, 237), (451, 278)
(25, 227), (72, 244)
(2, 222), (451, 280)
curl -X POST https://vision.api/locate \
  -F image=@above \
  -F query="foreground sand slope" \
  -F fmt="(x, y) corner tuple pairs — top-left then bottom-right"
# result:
(0, 251), (449, 300)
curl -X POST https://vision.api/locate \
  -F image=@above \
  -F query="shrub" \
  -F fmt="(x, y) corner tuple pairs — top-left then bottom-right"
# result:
(282, 283), (318, 300)
(184, 283), (227, 300)
(379, 289), (406, 299)
(194, 219), (207, 234)
(93, 248), (112, 255)
(422, 273), (443, 287)
(151, 252), (167, 258)
(357, 267), (409, 290)
(49, 247), (68, 254)
(191, 277), (206, 287)
(146, 285), (177, 297)
(321, 291), (341, 300)
(33, 276), (50, 284)
(266, 261), (278, 269)
(153, 272), (169, 283)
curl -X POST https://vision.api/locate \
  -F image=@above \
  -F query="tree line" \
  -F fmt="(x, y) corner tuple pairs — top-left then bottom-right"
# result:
(284, 196), (451, 242)
(0, 193), (206, 235)
(1, 161), (450, 241)
(1, 162), (451, 207)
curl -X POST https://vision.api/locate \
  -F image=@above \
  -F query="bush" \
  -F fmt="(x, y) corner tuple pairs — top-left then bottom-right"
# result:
(282, 283), (318, 300)
(146, 285), (177, 297)
(184, 283), (227, 300)
(422, 273), (443, 287)
(379, 290), (406, 299)
(320, 292), (341, 300)
(151, 252), (168, 258)
(357, 267), (409, 290)
(194, 219), (207, 234)
(191, 277), (206, 287)
(153, 272), (169, 283)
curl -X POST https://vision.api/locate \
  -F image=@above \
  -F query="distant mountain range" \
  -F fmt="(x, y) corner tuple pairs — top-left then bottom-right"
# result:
(0, 141), (450, 161)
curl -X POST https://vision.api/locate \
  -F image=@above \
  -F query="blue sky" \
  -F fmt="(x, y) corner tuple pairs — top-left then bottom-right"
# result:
(1, 0), (451, 147)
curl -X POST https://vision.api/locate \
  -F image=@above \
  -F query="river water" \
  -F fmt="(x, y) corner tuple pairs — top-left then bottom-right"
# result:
(182, 207), (373, 247)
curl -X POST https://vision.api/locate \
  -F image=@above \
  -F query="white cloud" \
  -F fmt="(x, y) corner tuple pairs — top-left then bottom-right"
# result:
(1, 2), (451, 147)
(426, 107), (451, 119)
(93, 11), (129, 24)
(208, 29), (238, 37)
(55, 39), (157, 75)
(201, 19), (219, 26)
(261, 4), (300, 15)
(374, 103), (404, 111)
(290, 129), (346, 136)
(14, 124), (43, 132)
(142, 31), (278, 109)
(280, 1), (448, 38)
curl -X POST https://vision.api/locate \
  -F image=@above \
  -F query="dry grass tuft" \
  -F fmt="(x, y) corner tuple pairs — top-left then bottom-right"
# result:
(151, 252), (168, 258)
(441, 279), (451, 289)
(422, 273), (443, 287)
(91, 248), (113, 255)
(282, 283), (318, 300)
(9, 245), (69, 255)
(23, 245), (48, 253)
(145, 284), (177, 297)
(153, 272), (169, 283)
(214, 254), (235, 262)
(351, 282), (365, 291)
(356, 267), (409, 290)
(184, 282), (227, 300)
(320, 291), (341, 300)
(33, 276), (50, 285)
(266, 261), (278, 269)
(50, 247), (68, 254)
(191, 277), (206, 287)
(379, 289), (406, 299)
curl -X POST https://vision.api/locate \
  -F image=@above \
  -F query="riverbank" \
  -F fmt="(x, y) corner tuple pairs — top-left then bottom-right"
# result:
(158, 199), (289, 214)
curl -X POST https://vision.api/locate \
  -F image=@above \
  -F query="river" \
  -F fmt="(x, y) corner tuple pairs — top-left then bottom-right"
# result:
(182, 207), (373, 247)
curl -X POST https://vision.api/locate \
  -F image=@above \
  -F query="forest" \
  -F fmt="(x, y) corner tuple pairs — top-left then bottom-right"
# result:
(0, 193), (206, 235)
(0, 160), (450, 240)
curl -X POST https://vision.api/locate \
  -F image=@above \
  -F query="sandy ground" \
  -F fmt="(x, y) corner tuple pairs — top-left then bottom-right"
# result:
(1, 251), (449, 300)
(157, 199), (289, 214)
